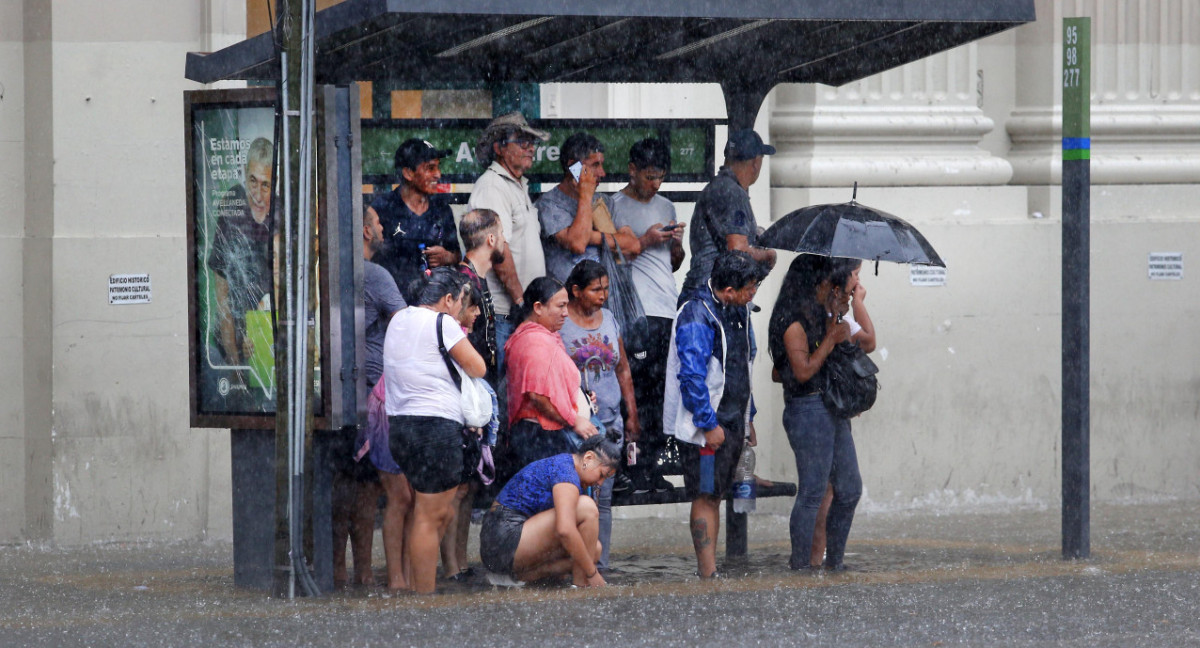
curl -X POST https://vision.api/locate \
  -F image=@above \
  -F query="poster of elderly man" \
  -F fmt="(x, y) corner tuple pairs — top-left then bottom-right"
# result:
(186, 90), (283, 419)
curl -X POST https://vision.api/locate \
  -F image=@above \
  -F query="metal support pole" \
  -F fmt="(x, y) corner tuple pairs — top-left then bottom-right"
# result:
(1061, 17), (1091, 560)
(725, 500), (747, 558)
(719, 78), (774, 131)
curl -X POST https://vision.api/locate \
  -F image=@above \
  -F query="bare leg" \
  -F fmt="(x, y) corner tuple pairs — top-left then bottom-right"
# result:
(810, 483), (834, 567)
(511, 496), (601, 584)
(439, 484), (470, 576)
(351, 480), (383, 585)
(331, 471), (354, 587)
(407, 488), (460, 594)
(690, 495), (721, 579)
(378, 471), (413, 590)
(453, 481), (479, 572)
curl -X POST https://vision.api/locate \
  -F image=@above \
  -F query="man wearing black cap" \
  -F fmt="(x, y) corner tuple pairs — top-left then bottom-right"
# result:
(368, 138), (462, 299)
(680, 129), (777, 300)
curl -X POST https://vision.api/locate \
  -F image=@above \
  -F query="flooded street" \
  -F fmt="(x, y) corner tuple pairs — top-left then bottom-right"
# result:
(2, 500), (1198, 646)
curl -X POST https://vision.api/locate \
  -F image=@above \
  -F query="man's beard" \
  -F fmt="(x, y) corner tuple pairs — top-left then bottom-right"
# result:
(490, 247), (505, 266)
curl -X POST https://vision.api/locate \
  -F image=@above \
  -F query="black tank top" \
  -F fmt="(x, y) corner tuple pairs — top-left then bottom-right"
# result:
(769, 306), (826, 399)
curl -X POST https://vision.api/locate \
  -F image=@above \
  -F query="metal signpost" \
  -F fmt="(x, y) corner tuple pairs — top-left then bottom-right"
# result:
(1061, 17), (1090, 560)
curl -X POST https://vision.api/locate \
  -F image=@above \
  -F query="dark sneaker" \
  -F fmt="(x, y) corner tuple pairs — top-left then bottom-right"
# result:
(611, 472), (634, 494)
(651, 474), (675, 493)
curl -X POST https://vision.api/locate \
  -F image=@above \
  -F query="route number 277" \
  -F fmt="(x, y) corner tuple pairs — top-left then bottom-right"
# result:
(1063, 25), (1081, 88)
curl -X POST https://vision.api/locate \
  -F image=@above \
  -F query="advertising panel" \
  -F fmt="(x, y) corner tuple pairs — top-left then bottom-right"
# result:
(186, 88), (325, 428)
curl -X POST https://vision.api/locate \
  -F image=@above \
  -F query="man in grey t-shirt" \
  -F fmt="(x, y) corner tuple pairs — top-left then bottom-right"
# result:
(363, 207), (407, 386)
(538, 131), (639, 281)
(610, 138), (686, 493)
(680, 129), (778, 299)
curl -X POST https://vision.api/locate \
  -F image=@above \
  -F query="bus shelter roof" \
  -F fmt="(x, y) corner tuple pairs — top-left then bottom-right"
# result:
(185, 0), (1034, 115)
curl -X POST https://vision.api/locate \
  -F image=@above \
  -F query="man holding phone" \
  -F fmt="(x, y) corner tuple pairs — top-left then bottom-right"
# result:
(611, 137), (686, 494)
(537, 131), (640, 282)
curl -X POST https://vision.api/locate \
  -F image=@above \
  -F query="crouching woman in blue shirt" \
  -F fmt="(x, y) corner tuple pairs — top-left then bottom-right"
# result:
(480, 436), (621, 588)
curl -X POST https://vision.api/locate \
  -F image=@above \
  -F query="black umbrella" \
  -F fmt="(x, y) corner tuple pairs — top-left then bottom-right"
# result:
(759, 186), (945, 268)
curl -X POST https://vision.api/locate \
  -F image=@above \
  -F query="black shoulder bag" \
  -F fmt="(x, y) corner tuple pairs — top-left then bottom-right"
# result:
(821, 341), (880, 419)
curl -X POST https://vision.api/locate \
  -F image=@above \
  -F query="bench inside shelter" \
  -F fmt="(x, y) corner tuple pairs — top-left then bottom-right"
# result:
(610, 438), (797, 558)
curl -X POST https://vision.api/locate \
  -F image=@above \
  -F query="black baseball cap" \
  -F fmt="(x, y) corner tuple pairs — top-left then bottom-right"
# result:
(394, 138), (452, 172)
(724, 129), (776, 161)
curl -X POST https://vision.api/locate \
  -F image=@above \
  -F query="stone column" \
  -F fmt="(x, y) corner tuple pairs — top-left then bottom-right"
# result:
(771, 43), (1013, 189)
(1007, 0), (1200, 184)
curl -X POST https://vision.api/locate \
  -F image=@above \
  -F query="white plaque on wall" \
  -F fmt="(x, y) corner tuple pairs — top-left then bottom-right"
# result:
(109, 273), (152, 304)
(910, 265), (947, 287)
(1148, 253), (1183, 281)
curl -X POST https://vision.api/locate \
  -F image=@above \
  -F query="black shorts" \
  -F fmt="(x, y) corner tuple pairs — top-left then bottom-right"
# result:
(479, 503), (526, 576)
(680, 427), (745, 500)
(329, 429), (381, 484)
(507, 418), (574, 471)
(388, 414), (464, 494)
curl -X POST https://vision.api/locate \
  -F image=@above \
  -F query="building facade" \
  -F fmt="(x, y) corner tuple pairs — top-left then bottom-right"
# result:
(3, 0), (1197, 543)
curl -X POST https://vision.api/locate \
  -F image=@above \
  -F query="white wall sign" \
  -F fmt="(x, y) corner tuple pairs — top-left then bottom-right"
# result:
(1148, 252), (1183, 281)
(109, 273), (152, 304)
(910, 265), (947, 287)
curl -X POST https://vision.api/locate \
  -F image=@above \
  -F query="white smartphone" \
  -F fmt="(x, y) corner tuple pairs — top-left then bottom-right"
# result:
(569, 160), (583, 182)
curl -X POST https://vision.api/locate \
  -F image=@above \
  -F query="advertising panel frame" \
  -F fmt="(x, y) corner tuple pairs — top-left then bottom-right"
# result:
(185, 87), (332, 429)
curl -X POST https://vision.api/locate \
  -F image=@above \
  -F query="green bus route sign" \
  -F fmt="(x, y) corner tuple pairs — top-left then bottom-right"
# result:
(359, 118), (718, 188)
(1062, 18), (1090, 160)
(1060, 15), (1091, 561)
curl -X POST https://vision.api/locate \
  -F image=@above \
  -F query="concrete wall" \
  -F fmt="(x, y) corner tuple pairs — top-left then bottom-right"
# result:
(2, 0), (28, 542)
(5, 0), (241, 544)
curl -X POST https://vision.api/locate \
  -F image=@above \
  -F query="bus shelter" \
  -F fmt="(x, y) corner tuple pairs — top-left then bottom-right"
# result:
(183, 0), (1036, 593)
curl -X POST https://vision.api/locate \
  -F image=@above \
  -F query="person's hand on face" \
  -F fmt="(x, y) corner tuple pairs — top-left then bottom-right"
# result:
(852, 280), (867, 304)
(574, 152), (605, 199)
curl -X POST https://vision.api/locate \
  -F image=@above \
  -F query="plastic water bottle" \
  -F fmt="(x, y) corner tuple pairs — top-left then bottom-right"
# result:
(418, 243), (428, 273)
(732, 444), (757, 513)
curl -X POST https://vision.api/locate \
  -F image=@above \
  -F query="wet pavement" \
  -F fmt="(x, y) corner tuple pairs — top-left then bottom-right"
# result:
(1, 500), (1198, 647)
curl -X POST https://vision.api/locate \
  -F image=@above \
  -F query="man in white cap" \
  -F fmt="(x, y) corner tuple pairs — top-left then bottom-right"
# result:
(468, 113), (551, 367)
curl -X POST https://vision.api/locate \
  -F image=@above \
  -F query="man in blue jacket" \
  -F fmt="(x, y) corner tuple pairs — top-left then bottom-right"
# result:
(663, 250), (763, 579)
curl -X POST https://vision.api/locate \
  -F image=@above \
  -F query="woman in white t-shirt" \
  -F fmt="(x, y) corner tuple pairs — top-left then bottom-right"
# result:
(381, 268), (486, 594)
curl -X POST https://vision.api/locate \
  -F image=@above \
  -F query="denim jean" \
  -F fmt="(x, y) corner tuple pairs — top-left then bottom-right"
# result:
(494, 316), (516, 434)
(783, 394), (862, 569)
(595, 476), (614, 569)
(494, 315), (516, 375)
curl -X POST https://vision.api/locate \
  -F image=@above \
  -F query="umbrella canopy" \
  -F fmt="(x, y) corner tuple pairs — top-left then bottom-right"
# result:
(759, 201), (945, 267)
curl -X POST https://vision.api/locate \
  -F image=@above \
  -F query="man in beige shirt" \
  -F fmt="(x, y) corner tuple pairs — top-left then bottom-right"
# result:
(468, 112), (550, 366)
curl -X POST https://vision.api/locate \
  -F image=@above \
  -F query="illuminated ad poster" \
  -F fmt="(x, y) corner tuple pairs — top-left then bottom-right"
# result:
(186, 89), (285, 426)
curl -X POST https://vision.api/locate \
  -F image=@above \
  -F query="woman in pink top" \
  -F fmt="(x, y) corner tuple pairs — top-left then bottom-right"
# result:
(504, 277), (599, 471)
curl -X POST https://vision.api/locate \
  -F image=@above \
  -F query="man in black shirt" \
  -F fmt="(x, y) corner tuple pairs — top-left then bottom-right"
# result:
(680, 129), (778, 300)
(368, 138), (461, 301)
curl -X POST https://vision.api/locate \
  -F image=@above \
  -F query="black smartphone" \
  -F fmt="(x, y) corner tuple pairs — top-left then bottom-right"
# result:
(659, 223), (679, 231)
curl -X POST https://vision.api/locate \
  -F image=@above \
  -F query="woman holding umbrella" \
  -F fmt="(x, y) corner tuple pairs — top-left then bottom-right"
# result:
(768, 255), (863, 571)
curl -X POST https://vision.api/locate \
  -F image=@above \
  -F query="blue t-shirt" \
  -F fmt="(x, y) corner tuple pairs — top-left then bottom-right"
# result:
(496, 453), (582, 517)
